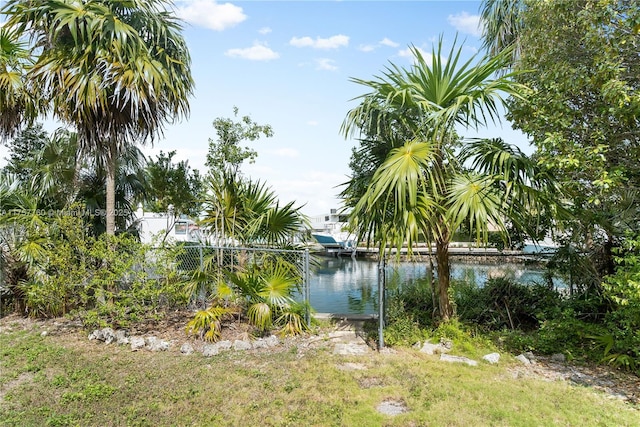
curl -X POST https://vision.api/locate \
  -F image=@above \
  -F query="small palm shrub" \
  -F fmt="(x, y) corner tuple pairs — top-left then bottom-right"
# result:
(185, 305), (237, 342)
(185, 252), (309, 339)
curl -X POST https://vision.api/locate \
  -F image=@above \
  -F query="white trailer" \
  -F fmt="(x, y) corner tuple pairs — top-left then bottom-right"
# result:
(132, 205), (202, 245)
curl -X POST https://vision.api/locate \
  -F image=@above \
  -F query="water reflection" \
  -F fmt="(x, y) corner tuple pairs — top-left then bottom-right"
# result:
(304, 257), (556, 315)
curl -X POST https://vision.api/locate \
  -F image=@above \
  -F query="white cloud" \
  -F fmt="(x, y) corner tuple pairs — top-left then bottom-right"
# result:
(379, 37), (399, 47)
(447, 12), (481, 37)
(258, 26), (272, 35)
(289, 35), (349, 49)
(315, 58), (338, 71)
(225, 42), (280, 61)
(359, 37), (398, 52)
(273, 148), (299, 158)
(307, 120), (319, 126)
(176, 0), (246, 31)
(398, 47), (430, 61)
(397, 47), (446, 67)
(358, 44), (376, 52)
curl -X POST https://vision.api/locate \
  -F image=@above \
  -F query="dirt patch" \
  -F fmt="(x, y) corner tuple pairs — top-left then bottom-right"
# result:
(0, 372), (35, 404)
(507, 356), (640, 404)
(358, 376), (386, 389)
(377, 399), (409, 416)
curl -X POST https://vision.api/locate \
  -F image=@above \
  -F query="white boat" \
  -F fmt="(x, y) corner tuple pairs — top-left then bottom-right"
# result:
(309, 208), (356, 254)
(311, 231), (356, 250)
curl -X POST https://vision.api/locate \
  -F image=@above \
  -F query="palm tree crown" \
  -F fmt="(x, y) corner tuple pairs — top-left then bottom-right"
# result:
(2, 0), (194, 234)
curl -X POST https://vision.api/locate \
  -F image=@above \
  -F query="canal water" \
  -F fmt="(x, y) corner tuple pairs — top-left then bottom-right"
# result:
(306, 257), (556, 315)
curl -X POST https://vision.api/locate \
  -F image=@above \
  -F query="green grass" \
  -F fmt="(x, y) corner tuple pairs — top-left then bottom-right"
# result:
(1, 327), (638, 427)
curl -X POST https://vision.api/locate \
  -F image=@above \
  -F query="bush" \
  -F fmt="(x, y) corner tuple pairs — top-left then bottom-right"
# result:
(2, 212), (191, 327)
(455, 277), (563, 331)
(386, 276), (435, 327)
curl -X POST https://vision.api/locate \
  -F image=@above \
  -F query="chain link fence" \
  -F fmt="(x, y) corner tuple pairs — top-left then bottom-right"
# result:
(168, 245), (312, 325)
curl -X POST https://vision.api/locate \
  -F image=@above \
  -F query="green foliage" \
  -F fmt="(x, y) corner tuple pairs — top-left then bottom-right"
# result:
(206, 106), (273, 177)
(590, 333), (638, 374)
(185, 305), (236, 342)
(455, 277), (563, 331)
(2, 0), (194, 235)
(502, 0), (640, 287)
(144, 150), (203, 217)
(596, 233), (640, 372)
(386, 276), (435, 327)
(604, 233), (640, 306)
(0, 123), (48, 182)
(184, 249), (309, 338)
(200, 171), (307, 247)
(1, 208), (191, 327)
(342, 37), (559, 321)
(383, 314), (428, 347)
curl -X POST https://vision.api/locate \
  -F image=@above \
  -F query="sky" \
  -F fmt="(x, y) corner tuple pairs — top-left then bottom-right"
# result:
(2, 0), (532, 217)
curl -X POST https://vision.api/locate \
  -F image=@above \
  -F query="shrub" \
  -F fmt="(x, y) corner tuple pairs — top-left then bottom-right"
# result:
(455, 277), (563, 331)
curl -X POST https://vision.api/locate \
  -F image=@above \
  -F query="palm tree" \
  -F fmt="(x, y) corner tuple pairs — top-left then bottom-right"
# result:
(0, 26), (39, 138)
(2, 0), (194, 235)
(201, 171), (307, 247)
(342, 37), (553, 321)
(479, 0), (525, 64)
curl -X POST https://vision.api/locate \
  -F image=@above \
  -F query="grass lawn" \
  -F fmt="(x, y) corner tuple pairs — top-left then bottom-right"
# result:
(1, 319), (638, 427)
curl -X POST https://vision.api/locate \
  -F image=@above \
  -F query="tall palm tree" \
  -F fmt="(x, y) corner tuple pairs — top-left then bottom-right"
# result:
(2, 0), (194, 235)
(0, 26), (39, 138)
(479, 0), (525, 64)
(342, 38), (553, 320)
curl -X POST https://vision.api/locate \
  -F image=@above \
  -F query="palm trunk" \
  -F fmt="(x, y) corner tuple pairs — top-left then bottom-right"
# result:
(106, 160), (116, 235)
(435, 231), (453, 321)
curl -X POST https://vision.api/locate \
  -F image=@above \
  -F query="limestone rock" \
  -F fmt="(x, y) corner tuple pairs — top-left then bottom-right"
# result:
(333, 342), (371, 355)
(216, 340), (232, 351)
(420, 340), (450, 355)
(265, 335), (280, 347)
(233, 340), (252, 351)
(202, 344), (219, 357)
(130, 336), (146, 351)
(145, 336), (169, 352)
(88, 328), (116, 343)
(482, 353), (500, 364)
(439, 354), (478, 366)
(252, 339), (269, 349)
(102, 328), (116, 344)
(516, 354), (531, 365)
(376, 400), (408, 416)
(115, 330), (129, 345)
(180, 342), (194, 355)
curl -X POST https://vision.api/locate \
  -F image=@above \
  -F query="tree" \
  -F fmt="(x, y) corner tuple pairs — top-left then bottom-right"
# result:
(342, 38), (555, 321)
(479, 0), (526, 65)
(484, 0), (640, 283)
(0, 26), (39, 139)
(206, 107), (273, 177)
(1, 123), (49, 183)
(145, 150), (203, 217)
(340, 102), (420, 209)
(201, 171), (306, 247)
(2, 0), (194, 235)
(77, 144), (148, 236)
(1, 125), (147, 236)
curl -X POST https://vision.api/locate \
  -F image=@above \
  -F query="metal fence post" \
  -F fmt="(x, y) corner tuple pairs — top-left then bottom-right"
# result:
(378, 254), (385, 349)
(304, 248), (311, 328)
